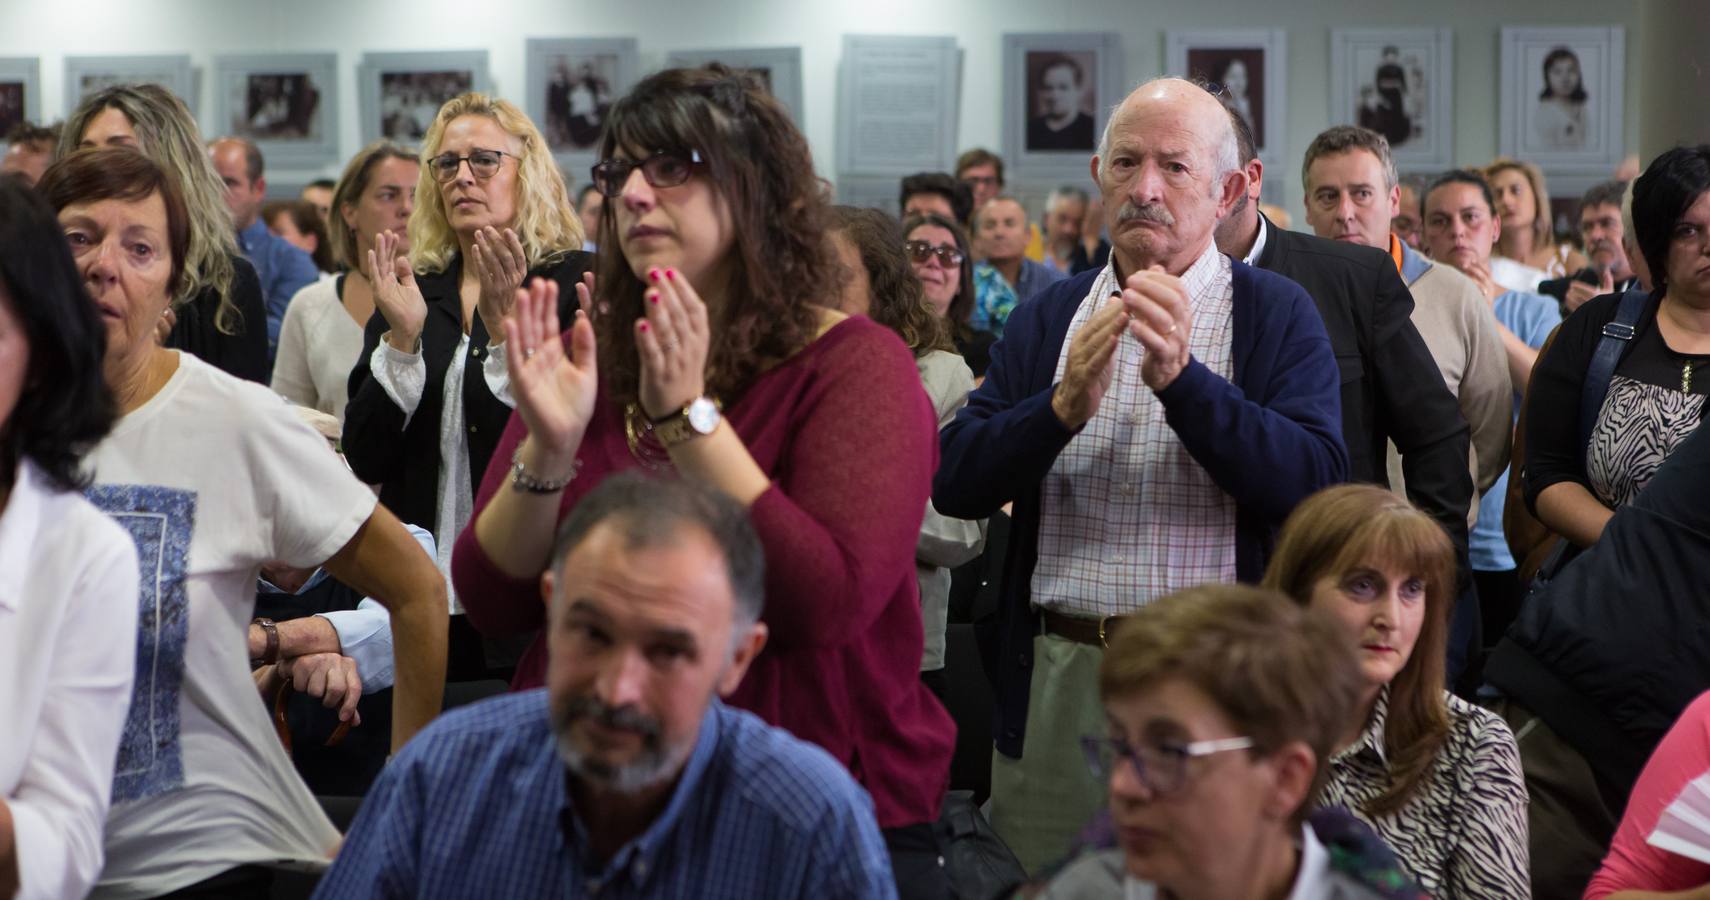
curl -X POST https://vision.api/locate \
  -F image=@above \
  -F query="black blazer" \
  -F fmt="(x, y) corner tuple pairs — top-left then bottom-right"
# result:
(343, 251), (591, 533)
(1253, 215), (1474, 557)
(166, 253), (271, 384)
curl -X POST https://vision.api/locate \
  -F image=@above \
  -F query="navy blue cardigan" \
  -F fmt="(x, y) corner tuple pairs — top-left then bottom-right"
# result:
(934, 262), (1349, 759)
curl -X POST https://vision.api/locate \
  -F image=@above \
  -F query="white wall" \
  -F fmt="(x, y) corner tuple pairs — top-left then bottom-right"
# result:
(1, 0), (1655, 225)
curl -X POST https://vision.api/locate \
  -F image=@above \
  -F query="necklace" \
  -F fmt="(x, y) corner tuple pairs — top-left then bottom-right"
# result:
(1686, 359), (1699, 394)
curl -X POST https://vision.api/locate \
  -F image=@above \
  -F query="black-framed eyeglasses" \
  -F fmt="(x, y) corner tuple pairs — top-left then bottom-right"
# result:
(428, 149), (516, 184)
(590, 149), (705, 198)
(1080, 734), (1253, 795)
(904, 240), (965, 268)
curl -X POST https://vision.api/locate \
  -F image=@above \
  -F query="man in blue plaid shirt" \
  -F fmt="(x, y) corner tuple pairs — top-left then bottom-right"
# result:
(316, 474), (897, 899)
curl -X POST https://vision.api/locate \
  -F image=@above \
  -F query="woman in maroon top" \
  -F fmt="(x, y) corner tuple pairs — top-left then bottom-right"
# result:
(451, 65), (955, 896)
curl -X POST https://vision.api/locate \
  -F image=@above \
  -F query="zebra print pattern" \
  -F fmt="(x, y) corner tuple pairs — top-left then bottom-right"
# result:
(1588, 376), (1707, 510)
(1320, 689), (1531, 898)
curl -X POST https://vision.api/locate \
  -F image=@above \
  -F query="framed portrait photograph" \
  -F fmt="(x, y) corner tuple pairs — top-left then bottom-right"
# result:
(357, 51), (491, 145)
(210, 54), (338, 168)
(1330, 29), (1453, 171)
(0, 58), (40, 140)
(1499, 26), (1626, 174)
(1166, 30), (1287, 165)
(1002, 32), (1122, 176)
(64, 55), (195, 115)
(664, 47), (803, 124)
(526, 38), (638, 174)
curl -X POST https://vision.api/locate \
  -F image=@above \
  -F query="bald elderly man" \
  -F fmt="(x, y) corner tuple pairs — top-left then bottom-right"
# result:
(935, 78), (1348, 873)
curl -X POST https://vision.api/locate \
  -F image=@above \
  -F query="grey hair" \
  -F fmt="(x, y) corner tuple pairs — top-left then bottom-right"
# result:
(1301, 126), (1398, 191)
(548, 472), (766, 629)
(1045, 185), (1089, 215)
(1096, 77), (1241, 195)
(1620, 178), (1638, 253)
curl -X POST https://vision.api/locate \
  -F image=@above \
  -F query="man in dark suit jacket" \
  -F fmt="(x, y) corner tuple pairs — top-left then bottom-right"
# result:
(1212, 101), (1479, 682)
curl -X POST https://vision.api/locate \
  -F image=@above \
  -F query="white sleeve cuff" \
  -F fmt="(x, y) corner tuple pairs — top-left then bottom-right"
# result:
(317, 600), (395, 694)
(369, 335), (428, 428)
(482, 340), (516, 408)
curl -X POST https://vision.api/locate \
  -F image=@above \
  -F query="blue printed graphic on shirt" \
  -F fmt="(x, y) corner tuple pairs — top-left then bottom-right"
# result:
(87, 484), (197, 804)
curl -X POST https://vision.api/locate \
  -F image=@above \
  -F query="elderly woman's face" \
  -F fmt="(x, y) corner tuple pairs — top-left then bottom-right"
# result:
(435, 114), (521, 237)
(0, 285), (30, 434)
(1104, 678), (1292, 886)
(1665, 191), (1710, 301)
(58, 192), (175, 368)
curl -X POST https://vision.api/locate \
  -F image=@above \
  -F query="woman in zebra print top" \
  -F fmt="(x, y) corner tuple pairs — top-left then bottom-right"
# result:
(1265, 485), (1531, 897)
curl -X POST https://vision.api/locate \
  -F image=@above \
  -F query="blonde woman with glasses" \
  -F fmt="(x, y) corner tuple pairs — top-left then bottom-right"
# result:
(343, 93), (590, 681)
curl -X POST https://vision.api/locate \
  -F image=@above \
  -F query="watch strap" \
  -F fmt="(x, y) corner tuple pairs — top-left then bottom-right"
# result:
(252, 617), (279, 668)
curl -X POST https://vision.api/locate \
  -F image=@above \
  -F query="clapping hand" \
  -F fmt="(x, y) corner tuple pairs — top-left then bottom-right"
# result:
(503, 277), (598, 462)
(1122, 266), (1193, 391)
(1051, 297), (1127, 429)
(473, 226), (529, 338)
(368, 230), (427, 352)
(635, 268), (710, 420)
(1564, 267), (1615, 314)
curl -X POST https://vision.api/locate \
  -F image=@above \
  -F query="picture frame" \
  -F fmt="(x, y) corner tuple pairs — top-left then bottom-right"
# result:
(1330, 28), (1454, 172)
(835, 34), (962, 178)
(357, 50), (491, 146)
(0, 58), (41, 140)
(64, 55), (195, 116)
(525, 38), (639, 178)
(210, 53), (339, 169)
(1499, 26), (1626, 178)
(1166, 29), (1287, 166)
(1002, 32), (1123, 177)
(664, 46), (803, 124)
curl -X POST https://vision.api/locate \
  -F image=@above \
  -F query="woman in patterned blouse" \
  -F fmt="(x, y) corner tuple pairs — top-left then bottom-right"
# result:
(1264, 484), (1531, 897)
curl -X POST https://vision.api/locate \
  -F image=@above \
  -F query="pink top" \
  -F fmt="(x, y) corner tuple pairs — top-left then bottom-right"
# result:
(451, 316), (955, 830)
(1585, 691), (1710, 897)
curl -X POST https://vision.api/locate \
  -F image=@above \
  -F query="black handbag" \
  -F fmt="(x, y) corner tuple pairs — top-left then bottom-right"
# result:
(937, 790), (1026, 900)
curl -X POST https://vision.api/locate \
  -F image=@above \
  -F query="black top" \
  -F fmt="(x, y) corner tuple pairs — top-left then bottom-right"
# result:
(1252, 215), (1474, 561)
(165, 254), (271, 384)
(1026, 113), (1096, 152)
(1523, 290), (1707, 515)
(1068, 239), (1111, 277)
(343, 251), (591, 533)
(953, 328), (997, 379)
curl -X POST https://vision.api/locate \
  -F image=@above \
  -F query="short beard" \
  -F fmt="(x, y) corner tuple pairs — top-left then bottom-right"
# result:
(552, 693), (681, 795)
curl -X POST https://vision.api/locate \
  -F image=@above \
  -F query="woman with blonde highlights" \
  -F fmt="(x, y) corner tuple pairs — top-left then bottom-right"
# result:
(343, 93), (590, 680)
(1263, 484), (1529, 897)
(1487, 157), (1587, 289)
(59, 83), (271, 382)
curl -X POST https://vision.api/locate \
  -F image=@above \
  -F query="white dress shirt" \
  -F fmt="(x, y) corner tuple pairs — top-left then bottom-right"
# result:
(0, 460), (139, 900)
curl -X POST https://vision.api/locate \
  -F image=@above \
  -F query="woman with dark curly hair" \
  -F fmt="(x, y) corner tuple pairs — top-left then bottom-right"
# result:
(0, 175), (138, 900)
(451, 65), (956, 898)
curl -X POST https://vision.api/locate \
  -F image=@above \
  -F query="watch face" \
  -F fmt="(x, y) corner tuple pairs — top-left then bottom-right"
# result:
(686, 397), (721, 434)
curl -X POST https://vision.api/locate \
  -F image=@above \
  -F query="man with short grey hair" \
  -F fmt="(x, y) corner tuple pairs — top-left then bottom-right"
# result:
(1539, 180), (1640, 314)
(316, 474), (897, 900)
(937, 77), (1347, 873)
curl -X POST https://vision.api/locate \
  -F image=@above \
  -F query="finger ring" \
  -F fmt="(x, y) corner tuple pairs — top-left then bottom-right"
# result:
(1166, 323), (1178, 335)
(524, 348), (536, 360)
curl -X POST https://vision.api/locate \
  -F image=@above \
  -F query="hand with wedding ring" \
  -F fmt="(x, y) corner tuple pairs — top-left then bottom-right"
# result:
(368, 230), (428, 352)
(635, 267), (710, 419)
(1121, 265), (1193, 391)
(503, 277), (598, 458)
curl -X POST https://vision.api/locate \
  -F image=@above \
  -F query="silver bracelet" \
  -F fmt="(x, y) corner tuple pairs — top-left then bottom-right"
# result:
(510, 445), (580, 494)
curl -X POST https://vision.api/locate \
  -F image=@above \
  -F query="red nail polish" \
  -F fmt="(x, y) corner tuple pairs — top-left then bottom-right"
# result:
(639, 321), (650, 332)
(648, 292), (659, 304)
(650, 269), (661, 282)
(666, 268), (677, 280)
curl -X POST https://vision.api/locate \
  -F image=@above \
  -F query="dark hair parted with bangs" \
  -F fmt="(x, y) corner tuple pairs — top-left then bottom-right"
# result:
(0, 175), (117, 491)
(593, 64), (833, 410)
(1633, 146), (1710, 294)
(829, 206), (950, 359)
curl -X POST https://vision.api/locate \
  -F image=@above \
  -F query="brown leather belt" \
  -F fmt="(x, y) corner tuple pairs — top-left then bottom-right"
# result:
(1041, 607), (1129, 648)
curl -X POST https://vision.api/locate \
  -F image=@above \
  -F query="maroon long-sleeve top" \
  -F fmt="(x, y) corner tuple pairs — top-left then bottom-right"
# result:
(451, 316), (954, 829)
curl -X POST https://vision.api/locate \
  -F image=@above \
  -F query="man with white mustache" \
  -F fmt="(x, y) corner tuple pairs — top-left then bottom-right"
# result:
(936, 77), (1348, 874)
(315, 474), (895, 899)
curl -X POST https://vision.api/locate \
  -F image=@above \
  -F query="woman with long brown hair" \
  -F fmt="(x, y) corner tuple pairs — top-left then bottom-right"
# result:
(451, 65), (955, 898)
(1262, 484), (1529, 897)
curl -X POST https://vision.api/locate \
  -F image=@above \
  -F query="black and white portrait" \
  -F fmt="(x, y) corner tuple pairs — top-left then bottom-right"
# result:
(543, 55), (615, 151)
(378, 70), (472, 142)
(1332, 29), (1452, 170)
(1357, 46), (1422, 147)
(1186, 48), (1266, 149)
(1024, 51), (1097, 152)
(233, 74), (321, 140)
(0, 82), (23, 138)
(1499, 26), (1624, 169)
(1533, 46), (1589, 150)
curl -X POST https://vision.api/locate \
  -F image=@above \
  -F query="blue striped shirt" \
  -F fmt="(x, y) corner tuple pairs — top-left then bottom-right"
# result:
(313, 690), (898, 899)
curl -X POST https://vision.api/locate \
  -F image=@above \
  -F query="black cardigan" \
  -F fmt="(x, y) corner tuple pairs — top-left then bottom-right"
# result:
(343, 251), (591, 533)
(1253, 216), (1474, 562)
(166, 254), (271, 384)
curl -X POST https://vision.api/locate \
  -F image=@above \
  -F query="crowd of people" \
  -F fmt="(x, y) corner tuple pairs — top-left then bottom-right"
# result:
(2, 59), (1709, 900)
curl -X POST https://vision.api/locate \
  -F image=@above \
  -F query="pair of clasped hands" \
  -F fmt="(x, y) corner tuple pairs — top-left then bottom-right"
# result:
(366, 226), (707, 461)
(1051, 265), (1195, 431)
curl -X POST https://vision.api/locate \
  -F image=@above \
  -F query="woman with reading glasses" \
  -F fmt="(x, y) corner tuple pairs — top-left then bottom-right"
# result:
(343, 93), (590, 681)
